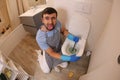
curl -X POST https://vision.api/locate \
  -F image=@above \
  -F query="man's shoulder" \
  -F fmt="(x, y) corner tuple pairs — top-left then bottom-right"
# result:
(36, 29), (46, 38)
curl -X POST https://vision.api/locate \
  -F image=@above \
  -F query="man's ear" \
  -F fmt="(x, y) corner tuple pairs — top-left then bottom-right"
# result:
(41, 18), (43, 22)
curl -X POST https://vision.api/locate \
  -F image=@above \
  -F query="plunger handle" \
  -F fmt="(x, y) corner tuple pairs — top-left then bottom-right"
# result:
(72, 42), (76, 51)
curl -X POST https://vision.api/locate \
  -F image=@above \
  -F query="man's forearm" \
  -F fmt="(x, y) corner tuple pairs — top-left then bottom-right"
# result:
(45, 47), (61, 59)
(61, 27), (69, 37)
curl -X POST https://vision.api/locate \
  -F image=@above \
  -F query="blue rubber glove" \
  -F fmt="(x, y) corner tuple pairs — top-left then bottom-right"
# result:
(67, 34), (80, 42)
(61, 54), (80, 62)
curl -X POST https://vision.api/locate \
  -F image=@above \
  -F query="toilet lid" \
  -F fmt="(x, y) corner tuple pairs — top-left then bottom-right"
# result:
(68, 14), (90, 39)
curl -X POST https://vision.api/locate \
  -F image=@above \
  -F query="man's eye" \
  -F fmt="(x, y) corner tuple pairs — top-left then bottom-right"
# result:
(44, 17), (56, 20)
(52, 17), (56, 20)
(45, 17), (49, 20)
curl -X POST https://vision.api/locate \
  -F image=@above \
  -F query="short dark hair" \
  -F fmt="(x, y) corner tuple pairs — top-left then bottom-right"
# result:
(41, 7), (57, 18)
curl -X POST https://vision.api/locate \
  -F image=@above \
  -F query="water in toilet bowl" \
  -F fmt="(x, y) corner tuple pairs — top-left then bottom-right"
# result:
(69, 47), (77, 54)
(66, 45), (79, 55)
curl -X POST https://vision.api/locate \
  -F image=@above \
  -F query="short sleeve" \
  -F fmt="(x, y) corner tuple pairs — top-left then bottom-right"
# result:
(36, 30), (49, 50)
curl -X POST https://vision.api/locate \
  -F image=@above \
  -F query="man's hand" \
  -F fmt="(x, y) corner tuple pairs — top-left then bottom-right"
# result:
(61, 54), (80, 62)
(67, 34), (80, 42)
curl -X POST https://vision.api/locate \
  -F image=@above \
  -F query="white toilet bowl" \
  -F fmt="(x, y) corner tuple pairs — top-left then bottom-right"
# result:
(62, 14), (90, 57)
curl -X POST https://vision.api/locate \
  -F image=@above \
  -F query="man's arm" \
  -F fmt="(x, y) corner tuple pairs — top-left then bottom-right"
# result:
(61, 26), (69, 37)
(61, 26), (80, 43)
(45, 47), (80, 62)
(45, 47), (61, 59)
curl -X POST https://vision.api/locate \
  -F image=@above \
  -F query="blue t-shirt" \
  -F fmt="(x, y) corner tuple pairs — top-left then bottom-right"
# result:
(36, 20), (62, 50)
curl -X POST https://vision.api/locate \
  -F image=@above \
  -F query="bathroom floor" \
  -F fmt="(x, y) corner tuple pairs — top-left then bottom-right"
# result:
(9, 33), (90, 80)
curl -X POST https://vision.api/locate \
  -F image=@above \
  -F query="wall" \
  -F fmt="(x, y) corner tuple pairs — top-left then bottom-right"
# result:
(87, 0), (113, 50)
(46, 0), (113, 51)
(6, 0), (24, 29)
(80, 0), (120, 80)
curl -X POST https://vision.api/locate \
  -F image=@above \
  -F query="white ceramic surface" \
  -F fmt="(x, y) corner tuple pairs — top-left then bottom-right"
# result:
(62, 14), (90, 56)
(20, 5), (48, 17)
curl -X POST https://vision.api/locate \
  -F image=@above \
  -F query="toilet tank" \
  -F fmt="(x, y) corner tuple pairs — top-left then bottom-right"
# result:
(68, 14), (90, 39)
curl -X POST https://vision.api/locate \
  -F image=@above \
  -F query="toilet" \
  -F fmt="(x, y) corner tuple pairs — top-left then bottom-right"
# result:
(62, 13), (90, 57)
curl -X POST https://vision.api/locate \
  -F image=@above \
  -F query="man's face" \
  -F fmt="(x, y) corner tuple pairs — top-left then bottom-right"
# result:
(42, 13), (57, 31)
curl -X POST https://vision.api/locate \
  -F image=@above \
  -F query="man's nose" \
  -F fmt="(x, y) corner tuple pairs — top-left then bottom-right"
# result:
(49, 18), (53, 23)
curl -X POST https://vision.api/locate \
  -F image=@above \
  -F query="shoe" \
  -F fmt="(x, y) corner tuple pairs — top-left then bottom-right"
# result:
(54, 62), (68, 72)
(58, 62), (68, 68)
(54, 66), (62, 72)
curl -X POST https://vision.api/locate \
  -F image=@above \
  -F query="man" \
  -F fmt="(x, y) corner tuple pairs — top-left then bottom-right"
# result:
(36, 7), (80, 73)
